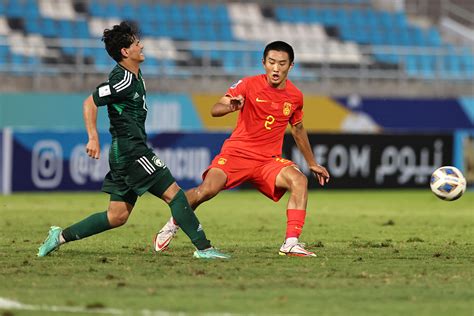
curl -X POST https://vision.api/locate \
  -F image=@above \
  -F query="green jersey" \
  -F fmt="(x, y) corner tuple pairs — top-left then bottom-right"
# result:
(92, 64), (152, 165)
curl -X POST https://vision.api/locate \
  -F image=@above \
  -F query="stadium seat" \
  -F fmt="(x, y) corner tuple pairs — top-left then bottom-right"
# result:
(0, 0), (471, 82)
(6, 0), (23, 18)
(41, 18), (59, 37)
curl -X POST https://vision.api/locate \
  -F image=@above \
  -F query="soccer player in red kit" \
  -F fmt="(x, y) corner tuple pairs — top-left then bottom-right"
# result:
(154, 41), (330, 256)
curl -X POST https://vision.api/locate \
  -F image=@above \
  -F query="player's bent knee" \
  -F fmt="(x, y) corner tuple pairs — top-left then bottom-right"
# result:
(290, 173), (308, 191)
(107, 205), (131, 227)
(109, 212), (129, 227)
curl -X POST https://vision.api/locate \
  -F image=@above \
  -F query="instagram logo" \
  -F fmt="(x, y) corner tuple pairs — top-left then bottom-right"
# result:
(32, 140), (63, 189)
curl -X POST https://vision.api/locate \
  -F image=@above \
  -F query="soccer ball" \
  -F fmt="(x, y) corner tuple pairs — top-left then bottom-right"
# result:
(430, 166), (467, 201)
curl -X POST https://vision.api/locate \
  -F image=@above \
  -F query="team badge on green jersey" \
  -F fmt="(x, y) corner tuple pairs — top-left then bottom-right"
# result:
(152, 156), (165, 168)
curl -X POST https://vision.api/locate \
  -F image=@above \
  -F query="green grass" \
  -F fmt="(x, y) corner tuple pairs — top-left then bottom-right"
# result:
(0, 190), (473, 315)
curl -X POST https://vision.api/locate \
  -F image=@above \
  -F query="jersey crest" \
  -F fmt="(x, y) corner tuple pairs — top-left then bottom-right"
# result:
(152, 155), (165, 167)
(283, 102), (292, 116)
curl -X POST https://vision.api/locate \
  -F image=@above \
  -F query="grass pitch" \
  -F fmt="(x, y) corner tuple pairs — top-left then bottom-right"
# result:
(0, 190), (473, 315)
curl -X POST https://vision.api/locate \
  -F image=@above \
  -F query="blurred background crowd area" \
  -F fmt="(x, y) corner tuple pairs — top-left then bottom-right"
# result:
(0, 0), (472, 96)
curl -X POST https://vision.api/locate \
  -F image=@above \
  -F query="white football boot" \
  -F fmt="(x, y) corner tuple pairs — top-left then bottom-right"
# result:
(153, 218), (180, 252)
(279, 239), (316, 257)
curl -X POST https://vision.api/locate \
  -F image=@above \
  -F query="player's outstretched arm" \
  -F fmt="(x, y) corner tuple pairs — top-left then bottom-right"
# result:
(211, 95), (244, 117)
(291, 122), (330, 186)
(83, 95), (100, 159)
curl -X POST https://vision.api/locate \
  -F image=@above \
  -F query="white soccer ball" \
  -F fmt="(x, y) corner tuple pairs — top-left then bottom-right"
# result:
(430, 166), (467, 201)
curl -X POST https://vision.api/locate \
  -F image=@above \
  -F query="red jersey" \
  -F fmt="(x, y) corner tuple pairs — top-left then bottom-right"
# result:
(222, 74), (304, 159)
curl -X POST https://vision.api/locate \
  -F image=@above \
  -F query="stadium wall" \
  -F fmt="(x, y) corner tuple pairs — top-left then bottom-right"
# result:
(1, 129), (473, 194)
(1, 93), (473, 194)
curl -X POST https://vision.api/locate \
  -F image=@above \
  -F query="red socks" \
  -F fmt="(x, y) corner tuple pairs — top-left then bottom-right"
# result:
(286, 209), (306, 239)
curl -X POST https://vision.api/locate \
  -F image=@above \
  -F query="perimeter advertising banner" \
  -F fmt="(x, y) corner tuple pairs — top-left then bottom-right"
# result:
(4, 131), (229, 193)
(283, 133), (454, 188)
(1, 130), (456, 193)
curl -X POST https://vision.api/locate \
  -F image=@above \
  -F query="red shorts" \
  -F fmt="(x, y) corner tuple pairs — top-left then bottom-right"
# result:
(203, 153), (296, 202)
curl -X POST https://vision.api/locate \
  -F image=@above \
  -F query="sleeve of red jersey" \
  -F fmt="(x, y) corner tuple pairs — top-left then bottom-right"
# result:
(290, 93), (304, 126)
(224, 78), (247, 98)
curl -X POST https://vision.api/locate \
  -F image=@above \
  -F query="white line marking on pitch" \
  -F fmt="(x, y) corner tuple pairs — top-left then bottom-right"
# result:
(0, 297), (259, 316)
(0, 297), (124, 314)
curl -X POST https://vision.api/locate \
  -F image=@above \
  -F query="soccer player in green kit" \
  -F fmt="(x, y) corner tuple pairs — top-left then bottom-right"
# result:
(37, 21), (229, 259)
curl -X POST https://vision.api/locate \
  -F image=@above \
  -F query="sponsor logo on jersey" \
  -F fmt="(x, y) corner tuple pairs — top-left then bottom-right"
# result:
(133, 92), (140, 100)
(230, 79), (242, 89)
(256, 97), (270, 103)
(283, 102), (292, 116)
(218, 158), (227, 165)
(98, 85), (111, 97)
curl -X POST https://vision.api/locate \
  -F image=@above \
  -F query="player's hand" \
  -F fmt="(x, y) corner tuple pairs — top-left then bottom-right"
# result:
(86, 139), (100, 159)
(310, 164), (330, 186)
(229, 95), (244, 112)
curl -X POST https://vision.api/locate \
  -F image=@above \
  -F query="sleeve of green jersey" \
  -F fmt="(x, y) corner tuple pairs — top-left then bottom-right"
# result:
(92, 72), (134, 107)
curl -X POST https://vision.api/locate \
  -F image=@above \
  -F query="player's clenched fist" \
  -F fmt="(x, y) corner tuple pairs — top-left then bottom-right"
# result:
(229, 95), (244, 112)
(86, 139), (100, 159)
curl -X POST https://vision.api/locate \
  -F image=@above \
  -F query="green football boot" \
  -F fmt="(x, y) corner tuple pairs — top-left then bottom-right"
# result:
(37, 226), (62, 257)
(193, 247), (230, 259)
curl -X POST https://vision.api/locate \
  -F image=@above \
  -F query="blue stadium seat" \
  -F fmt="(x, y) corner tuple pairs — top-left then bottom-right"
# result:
(198, 4), (214, 23)
(58, 20), (75, 39)
(120, 3), (137, 20)
(419, 55), (435, 79)
(183, 4), (200, 24)
(88, 0), (107, 17)
(24, 0), (39, 19)
(1, 0), (472, 82)
(75, 20), (90, 38)
(103, 2), (120, 17)
(0, 41), (9, 59)
(405, 56), (418, 78)
(214, 4), (230, 23)
(6, 0), (23, 18)
(41, 18), (58, 38)
(25, 18), (41, 34)
(11, 53), (25, 66)
(137, 3), (155, 23)
(426, 28), (441, 46)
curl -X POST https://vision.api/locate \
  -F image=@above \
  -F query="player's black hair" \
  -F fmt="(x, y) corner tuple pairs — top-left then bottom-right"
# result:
(102, 21), (140, 62)
(263, 41), (294, 64)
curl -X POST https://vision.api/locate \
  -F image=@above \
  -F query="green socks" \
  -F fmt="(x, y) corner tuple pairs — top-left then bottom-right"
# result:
(61, 191), (210, 250)
(62, 211), (112, 242)
(169, 190), (211, 250)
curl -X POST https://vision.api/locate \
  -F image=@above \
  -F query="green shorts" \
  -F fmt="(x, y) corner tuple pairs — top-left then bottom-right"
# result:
(102, 152), (175, 205)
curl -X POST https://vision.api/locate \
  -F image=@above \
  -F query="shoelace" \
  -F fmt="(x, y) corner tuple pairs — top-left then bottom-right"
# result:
(159, 226), (178, 235)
